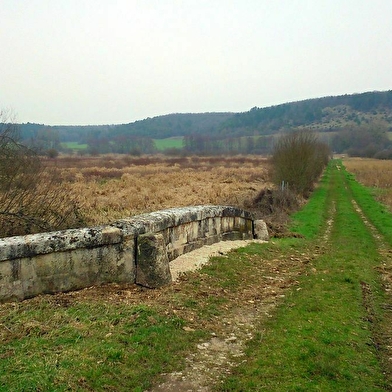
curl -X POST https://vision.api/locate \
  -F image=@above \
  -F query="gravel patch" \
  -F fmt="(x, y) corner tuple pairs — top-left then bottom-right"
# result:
(170, 239), (267, 281)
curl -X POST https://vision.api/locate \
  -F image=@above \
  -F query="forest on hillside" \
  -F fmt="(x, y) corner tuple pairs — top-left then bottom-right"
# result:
(15, 90), (392, 157)
(220, 90), (392, 135)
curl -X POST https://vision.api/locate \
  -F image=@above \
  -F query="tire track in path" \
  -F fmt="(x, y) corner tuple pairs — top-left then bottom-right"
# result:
(350, 197), (392, 384)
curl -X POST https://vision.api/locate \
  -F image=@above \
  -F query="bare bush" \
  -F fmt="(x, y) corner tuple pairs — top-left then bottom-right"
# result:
(272, 129), (331, 196)
(0, 112), (84, 237)
(245, 187), (303, 238)
(253, 188), (300, 215)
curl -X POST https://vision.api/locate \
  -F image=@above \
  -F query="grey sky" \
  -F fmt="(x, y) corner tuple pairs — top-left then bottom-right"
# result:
(1, 0), (391, 125)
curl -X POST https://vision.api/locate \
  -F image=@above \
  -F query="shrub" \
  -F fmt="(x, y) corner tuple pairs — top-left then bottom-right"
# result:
(272, 129), (330, 196)
(46, 148), (59, 158)
(253, 188), (300, 215)
(0, 112), (84, 237)
(248, 187), (303, 238)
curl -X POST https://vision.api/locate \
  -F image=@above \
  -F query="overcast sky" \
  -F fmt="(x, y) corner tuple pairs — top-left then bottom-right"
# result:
(1, 1), (391, 125)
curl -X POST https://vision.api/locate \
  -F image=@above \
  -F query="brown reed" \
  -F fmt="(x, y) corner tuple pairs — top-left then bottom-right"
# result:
(45, 155), (272, 227)
(344, 157), (392, 210)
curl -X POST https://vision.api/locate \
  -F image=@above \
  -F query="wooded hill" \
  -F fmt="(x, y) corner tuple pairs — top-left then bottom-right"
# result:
(17, 90), (392, 157)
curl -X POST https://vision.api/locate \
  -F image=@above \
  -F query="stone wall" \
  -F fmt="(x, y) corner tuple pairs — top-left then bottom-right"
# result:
(0, 205), (268, 302)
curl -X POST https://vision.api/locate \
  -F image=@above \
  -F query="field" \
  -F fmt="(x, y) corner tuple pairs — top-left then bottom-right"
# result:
(46, 155), (271, 227)
(62, 142), (88, 150)
(62, 138), (184, 153)
(44, 155), (392, 230)
(343, 157), (392, 210)
(153, 137), (184, 150)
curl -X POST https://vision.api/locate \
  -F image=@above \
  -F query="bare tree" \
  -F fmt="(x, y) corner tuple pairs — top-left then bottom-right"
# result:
(0, 110), (84, 237)
(272, 129), (331, 196)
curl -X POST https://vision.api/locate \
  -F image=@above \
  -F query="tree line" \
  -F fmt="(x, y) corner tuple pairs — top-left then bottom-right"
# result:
(10, 90), (392, 158)
(219, 90), (392, 136)
(331, 121), (392, 159)
(182, 134), (274, 155)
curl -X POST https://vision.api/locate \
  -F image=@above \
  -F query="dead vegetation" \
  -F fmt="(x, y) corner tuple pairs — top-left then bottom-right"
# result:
(0, 116), (82, 237)
(0, 146), (327, 238)
(248, 187), (304, 237)
(44, 155), (272, 227)
(343, 158), (392, 210)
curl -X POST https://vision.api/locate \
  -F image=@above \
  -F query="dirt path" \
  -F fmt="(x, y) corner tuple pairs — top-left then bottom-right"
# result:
(145, 239), (320, 392)
(152, 240), (269, 392)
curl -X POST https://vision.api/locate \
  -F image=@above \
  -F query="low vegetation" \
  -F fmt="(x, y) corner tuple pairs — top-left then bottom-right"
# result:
(0, 150), (273, 237)
(271, 129), (330, 195)
(0, 112), (83, 237)
(42, 154), (271, 230)
(2, 161), (392, 390)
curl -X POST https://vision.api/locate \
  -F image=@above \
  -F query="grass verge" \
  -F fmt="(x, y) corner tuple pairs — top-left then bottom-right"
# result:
(289, 162), (331, 239)
(0, 300), (206, 391)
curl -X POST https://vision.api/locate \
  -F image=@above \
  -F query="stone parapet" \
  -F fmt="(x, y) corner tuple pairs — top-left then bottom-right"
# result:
(0, 205), (267, 302)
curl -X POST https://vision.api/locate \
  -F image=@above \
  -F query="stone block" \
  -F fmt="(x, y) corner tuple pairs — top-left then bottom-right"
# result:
(136, 233), (172, 288)
(254, 220), (269, 241)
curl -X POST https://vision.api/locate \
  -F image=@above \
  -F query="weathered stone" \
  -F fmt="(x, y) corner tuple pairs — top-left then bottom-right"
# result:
(0, 205), (259, 301)
(112, 205), (253, 235)
(0, 226), (123, 262)
(254, 220), (269, 241)
(136, 233), (172, 288)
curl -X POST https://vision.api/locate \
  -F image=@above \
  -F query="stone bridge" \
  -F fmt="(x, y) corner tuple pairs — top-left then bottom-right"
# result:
(0, 205), (268, 302)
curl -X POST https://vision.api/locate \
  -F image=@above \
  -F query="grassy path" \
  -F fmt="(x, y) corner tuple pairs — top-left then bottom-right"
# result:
(218, 160), (392, 391)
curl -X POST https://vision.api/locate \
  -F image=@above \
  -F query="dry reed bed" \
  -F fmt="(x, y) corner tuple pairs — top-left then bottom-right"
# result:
(343, 157), (392, 209)
(47, 155), (271, 227)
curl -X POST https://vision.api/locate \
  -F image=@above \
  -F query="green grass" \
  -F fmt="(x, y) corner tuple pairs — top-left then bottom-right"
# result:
(289, 161), (332, 239)
(0, 302), (205, 391)
(62, 141), (88, 150)
(153, 137), (184, 150)
(62, 138), (185, 153)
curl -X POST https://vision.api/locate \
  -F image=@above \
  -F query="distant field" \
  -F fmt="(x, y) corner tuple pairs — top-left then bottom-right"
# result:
(154, 137), (184, 150)
(62, 142), (88, 150)
(62, 139), (184, 152)
(45, 155), (270, 226)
